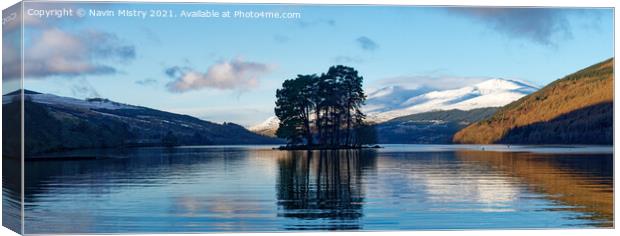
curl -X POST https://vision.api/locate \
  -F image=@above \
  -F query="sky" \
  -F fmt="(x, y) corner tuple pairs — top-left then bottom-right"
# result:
(4, 2), (614, 126)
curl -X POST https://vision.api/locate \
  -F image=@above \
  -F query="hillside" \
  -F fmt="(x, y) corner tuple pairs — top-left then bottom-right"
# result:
(453, 58), (613, 144)
(2, 91), (282, 156)
(376, 108), (497, 144)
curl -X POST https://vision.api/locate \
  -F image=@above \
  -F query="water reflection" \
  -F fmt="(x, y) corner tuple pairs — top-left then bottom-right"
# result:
(384, 152), (522, 210)
(456, 151), (613, 227)
(2, 157), (22, 233)
(275, 150), (377, 230)
(7, 145), (614, 233)
(24, 147), (240, 201)
(23, 147), (283, 233)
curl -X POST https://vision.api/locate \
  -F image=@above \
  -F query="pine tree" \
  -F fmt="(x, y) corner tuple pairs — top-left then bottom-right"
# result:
(274, 66), (375, 148)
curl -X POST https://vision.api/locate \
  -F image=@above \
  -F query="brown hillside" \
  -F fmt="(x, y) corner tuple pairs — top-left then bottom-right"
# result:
(453, 58), (613, 144)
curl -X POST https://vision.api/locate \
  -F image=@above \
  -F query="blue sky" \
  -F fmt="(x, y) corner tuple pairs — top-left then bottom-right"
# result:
(14, 2), (614, 126)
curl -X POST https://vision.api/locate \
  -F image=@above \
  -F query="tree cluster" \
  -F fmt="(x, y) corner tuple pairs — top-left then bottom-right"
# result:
(275, 65), (376, 148)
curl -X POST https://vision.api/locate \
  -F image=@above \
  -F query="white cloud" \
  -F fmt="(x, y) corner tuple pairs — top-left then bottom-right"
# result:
(375, 75), (493, 90)
(11, 28), (135, 79)
(30, 28), (134, 78)
(165, 58), (274, 93)
(2, 38), (21, 80)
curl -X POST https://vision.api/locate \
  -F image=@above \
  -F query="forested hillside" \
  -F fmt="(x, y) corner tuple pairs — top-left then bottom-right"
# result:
(377, 108), (497, 144)
(2, 91), (282, 156)
(453, 58), (613, 144)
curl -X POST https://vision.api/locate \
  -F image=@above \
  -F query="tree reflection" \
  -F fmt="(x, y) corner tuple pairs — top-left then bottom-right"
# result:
(276, 149), (377, 230)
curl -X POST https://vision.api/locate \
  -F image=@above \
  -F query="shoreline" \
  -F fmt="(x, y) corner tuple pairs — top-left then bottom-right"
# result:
(17, 144), (612, 161)
(274, 145), (383, 150)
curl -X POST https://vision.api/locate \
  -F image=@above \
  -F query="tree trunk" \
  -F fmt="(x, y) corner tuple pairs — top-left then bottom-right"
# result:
(315, 107), (321, 145)
(345, 100), (352, 146)
(303, 107), (313, 146)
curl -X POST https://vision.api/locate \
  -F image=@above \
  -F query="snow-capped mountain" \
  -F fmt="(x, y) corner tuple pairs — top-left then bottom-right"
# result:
(249, 78), (538, 134)
(364, 85), (433, 113)
(249, 115), (280, 137)
(365, 78), (538, 122)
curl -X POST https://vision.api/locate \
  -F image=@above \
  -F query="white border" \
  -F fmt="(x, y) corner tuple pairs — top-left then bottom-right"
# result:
(0, 1), (617, 236)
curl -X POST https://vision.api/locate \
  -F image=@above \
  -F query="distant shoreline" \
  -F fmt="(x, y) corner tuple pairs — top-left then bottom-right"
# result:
(275, 145), (383, 150)
(16, 144), (612, 161)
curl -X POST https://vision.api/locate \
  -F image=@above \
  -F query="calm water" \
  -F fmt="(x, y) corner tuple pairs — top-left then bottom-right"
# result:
(4, 145), (614, 233)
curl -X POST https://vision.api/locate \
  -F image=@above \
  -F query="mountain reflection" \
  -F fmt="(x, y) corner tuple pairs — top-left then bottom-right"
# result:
(11, 146), (613, 232)
(23, 147), (251, 202)
(276, 150), (377, 230)
(456, 150), (613, 227)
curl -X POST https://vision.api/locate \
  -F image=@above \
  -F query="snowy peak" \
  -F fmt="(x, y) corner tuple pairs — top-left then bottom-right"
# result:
(365, 85), (433, 113)
(249, 116), (280, 137)
(472, 78), (538, 95)
(365, 78), (539, 122)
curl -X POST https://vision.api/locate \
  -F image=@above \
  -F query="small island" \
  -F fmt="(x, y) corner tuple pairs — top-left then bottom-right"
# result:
(273, 65), (379, 150)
